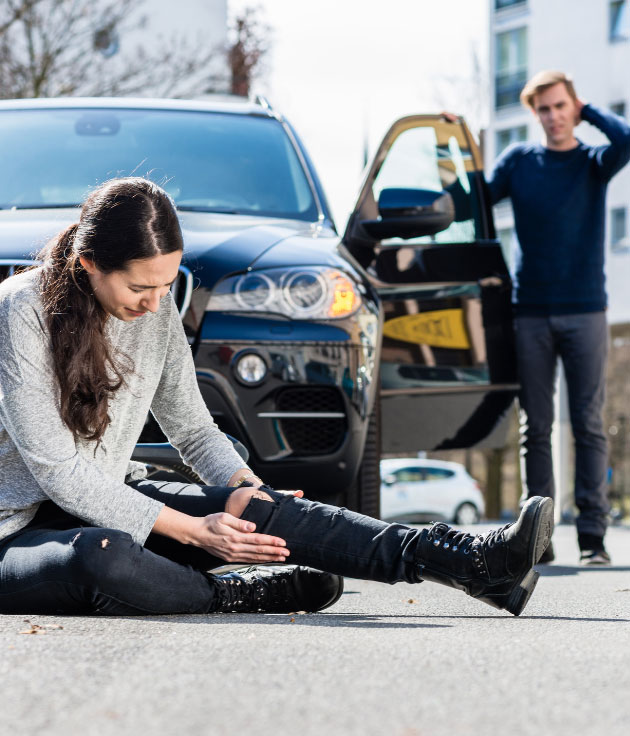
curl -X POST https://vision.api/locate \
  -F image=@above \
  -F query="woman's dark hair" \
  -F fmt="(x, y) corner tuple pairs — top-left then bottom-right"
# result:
(39, 177), (184, 443)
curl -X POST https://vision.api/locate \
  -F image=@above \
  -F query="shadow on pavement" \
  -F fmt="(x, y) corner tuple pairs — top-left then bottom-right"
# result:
(253, 612), (630, 625)
(23, 609), (624, 627)
(536, 564), (630, 576)
(251, 613), (453, 628)
(413, 614), (630, 622)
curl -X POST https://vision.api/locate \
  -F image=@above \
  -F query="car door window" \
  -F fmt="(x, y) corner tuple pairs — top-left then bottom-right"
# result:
(421, 467), (455, 481)
(393, 467), (425, 483)
(372, 121), (480, 244)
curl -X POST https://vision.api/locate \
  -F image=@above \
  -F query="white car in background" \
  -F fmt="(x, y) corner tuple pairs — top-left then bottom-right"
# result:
(380, 458), (485, 525)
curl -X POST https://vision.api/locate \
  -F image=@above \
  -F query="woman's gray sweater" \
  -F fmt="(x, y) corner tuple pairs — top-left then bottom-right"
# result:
(0, 268), (248, 545)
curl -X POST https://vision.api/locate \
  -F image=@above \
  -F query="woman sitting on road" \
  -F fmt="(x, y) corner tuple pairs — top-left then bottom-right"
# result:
(0, 178), (553, 617)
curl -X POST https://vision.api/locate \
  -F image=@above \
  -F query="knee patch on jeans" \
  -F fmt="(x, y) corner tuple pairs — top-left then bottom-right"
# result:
(66, 528), (136, 579)
(240, 491), (292, 533)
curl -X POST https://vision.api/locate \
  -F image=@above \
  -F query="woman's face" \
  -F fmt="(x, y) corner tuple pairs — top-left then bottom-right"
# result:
(80, 250), (183, 321)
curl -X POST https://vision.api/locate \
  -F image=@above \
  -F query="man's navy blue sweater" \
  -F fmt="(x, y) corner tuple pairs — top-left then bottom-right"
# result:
(488, 104), (630, 315)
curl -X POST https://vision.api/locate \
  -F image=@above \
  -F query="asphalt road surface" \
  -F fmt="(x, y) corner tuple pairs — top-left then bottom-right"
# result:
(1, 523), (629, 736)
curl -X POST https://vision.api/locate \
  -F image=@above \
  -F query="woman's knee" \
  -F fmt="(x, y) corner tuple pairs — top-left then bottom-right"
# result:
(225, 486), (275, 518)
(65, 527), (137, 582)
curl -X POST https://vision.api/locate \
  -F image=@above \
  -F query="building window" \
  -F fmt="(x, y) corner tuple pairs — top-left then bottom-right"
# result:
(495, 27), (527, 109)
(611, 101), (627, 118)
(495, 0), (526, 9)
(496, 125), (527, 155)
(611, 207), (628, 251)
(93, 26), (120, 58)
(610, 0), (630, 41)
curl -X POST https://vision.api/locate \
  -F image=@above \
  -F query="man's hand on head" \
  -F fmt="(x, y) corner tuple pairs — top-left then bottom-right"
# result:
(575, 98), (586, 124)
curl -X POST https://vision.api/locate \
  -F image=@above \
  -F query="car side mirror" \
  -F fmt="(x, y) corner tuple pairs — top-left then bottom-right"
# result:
(382, 473), (397, 486)
(360, 187), (455, 240)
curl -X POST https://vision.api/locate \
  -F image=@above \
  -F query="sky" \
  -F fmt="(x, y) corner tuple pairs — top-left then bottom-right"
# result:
(229, 0), (488, 228)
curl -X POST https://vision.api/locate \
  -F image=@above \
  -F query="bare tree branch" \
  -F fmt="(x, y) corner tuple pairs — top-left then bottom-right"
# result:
(226, 6), (270, 97)
(432, 42), (489, 138)
(0, 0), (269, 100)
(0, 0), (38, 35)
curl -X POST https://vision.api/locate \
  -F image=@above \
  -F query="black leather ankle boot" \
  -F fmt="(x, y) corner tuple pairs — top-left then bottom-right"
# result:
(416, 496), (554, 616)
(211, 565), (344, 613)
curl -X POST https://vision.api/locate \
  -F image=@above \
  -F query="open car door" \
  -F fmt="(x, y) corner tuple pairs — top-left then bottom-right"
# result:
(343, 114), (518, 455)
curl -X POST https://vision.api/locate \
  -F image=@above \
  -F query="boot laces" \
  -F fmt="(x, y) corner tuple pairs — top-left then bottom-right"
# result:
(427, 523), (496, 577)
(427, 523), (475, 553)
(216, 568), (294, 612)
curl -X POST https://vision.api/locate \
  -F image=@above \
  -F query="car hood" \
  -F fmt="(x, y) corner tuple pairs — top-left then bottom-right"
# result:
(0, 208), (79, 257)
(179, 213), (341, 287)
(0, 209), (343, 287)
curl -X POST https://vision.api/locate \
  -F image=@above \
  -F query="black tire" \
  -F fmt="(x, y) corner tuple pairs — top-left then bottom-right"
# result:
(344, 397), (382, 518)
(145, 464), (202, 484)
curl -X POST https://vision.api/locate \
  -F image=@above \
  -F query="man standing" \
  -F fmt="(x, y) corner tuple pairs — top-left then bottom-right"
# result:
(488, 70), (630, 565)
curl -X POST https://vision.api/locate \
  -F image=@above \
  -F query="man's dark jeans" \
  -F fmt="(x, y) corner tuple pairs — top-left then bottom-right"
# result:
(0, 480), (422, 615)
(515, 311), (610, 537)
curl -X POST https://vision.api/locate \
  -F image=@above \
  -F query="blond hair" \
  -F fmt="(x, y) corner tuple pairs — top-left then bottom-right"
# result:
(520, 70), (577, 110)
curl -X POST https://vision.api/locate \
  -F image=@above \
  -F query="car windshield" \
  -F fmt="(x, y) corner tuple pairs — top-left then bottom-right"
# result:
(0, 108), (319, 221)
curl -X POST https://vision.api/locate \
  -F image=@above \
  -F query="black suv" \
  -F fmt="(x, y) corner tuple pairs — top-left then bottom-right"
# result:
(0, 97), (517, 515)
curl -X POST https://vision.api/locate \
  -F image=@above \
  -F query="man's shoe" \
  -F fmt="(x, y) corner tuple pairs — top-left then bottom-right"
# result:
(212, 565), (344, 613)
(579, 548), (611, 566)
(578, 533), (611, 566)
(537, 540), (555, 564)
(416, 496), (554, 616)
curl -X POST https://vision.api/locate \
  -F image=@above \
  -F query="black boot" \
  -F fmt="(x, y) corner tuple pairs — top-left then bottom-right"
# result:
(416, 496), (554, 616)
(538, 539), (555, 564)
(211, 565), (344, 613)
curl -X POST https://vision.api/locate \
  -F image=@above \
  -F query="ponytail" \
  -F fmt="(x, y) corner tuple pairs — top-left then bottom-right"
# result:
(39, 224), (130, 443)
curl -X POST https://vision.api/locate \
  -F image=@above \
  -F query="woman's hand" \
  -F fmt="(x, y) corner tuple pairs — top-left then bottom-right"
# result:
(152, 488), (305, 564)
(189, 512), (292, 563)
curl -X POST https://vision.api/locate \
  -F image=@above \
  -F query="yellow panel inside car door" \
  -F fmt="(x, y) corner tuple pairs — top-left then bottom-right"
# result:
(382, 309), (471, 349)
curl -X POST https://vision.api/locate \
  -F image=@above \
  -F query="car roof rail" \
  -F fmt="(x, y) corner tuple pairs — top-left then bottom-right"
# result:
(253, 94), (273, 112)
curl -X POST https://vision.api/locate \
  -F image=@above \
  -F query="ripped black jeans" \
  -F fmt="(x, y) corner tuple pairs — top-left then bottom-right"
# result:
(0, 479), (423, 616)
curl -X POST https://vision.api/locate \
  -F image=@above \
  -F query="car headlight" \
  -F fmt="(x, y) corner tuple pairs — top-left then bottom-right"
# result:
(208, 267), (362, 320)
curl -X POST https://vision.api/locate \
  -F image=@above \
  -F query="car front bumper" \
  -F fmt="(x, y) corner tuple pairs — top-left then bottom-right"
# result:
(193, 311), (379, 496)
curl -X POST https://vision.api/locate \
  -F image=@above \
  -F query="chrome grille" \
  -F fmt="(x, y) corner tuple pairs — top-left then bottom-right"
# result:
(171, 264), (193, 318)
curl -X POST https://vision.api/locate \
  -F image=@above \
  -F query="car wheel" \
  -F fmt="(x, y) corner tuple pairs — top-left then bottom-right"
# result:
(454, 502), (480, 525)
(345, 396), (381, 518)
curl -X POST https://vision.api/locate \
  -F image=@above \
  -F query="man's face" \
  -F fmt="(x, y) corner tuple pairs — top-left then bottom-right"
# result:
(82, 250), (183, 321)
(532, 82), (578, 149)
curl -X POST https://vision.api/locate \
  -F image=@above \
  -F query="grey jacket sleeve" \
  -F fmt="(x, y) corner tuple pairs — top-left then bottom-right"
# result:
(149, 297), (250, 486)
(0, 297), (164, 545)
